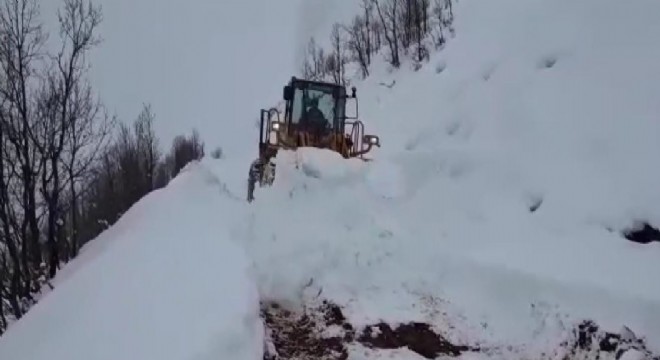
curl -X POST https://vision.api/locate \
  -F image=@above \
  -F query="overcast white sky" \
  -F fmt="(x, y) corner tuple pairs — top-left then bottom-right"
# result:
(38, 0), (358, 158)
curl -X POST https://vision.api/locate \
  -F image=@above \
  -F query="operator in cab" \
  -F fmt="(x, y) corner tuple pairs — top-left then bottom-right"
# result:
(300, 97), (330, 137)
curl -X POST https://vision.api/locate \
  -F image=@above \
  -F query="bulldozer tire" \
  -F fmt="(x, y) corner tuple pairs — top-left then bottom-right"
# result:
(247, 158), (262, 202)
(247, 157), (276, 202)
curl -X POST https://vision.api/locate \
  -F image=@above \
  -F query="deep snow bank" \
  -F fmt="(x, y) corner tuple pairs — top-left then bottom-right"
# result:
(233, 148), (660, 356)
(229, 0), (660, 354)
(358, 0), (660, 234)
(0, 163), (261, 360)
(341, 0), (660, 304)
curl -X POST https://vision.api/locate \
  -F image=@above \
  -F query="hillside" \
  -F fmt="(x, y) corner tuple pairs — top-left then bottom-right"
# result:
(1, 0), (660, 359)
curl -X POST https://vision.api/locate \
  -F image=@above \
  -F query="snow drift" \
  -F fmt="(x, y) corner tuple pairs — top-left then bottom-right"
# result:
(238, 0), (660, 355)
(0, 164), (262, 360)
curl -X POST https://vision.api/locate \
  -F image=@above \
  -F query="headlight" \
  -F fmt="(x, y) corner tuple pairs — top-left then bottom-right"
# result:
(363, 134), (380, 146)
(272, 122), (281, 131)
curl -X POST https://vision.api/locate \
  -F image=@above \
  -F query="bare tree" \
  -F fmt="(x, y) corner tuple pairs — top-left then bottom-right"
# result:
(383, 0), (431, 66)
(431, 0), (454, 48)
(0, 0), (48, 308)
(35, 0), (103, 276)
(133, 104), (159, 193)
(401, 0), (413, 49)
(153, 153), (173, 189)
(301, 37), (328, 81)
(372, 0), (401, 68)
(171, 129), (204, 177)
(343, 0), (383, 80)
(77, 142), (120, 243)
(344, 15), (371, 79)
(115, 122), (142, 210)
(370, 10), (384, 51)
(61, 88), (113, 258)
(0, 57), (22, 321)
(410, 0), (430, 65)
(361, 0), (374, 63)
(327, 23), (347, 85)
(56, 0), (110, 258)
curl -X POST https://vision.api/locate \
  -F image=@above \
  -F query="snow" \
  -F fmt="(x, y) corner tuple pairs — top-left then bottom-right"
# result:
(620, 349), (647, 360)
(236, 148), (660, 352)
(3, 0), (660, 359)
(0, 163), (262, 360)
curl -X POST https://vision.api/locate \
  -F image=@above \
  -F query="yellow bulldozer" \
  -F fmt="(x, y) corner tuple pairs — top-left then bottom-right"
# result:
(247, 76), (381, 202)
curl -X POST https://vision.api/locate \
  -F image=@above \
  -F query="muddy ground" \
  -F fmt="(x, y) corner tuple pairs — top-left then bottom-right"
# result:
(260, 298), (659, 360)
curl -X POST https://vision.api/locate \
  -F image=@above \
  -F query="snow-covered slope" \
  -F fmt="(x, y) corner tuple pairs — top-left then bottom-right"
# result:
(0, 163), (262, 360)
(2, 0), (660, 359)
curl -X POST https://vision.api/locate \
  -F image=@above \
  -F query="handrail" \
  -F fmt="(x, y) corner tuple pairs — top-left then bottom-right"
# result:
(345, 120), (365, 158)
(259, 107), (280, 148)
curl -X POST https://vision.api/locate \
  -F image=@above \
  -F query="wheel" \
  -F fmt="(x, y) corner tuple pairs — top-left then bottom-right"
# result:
(247, 157), (277, 202)
(247, 158), (263, 202)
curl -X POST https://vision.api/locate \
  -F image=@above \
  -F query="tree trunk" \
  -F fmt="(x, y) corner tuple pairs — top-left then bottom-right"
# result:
(47, 157), (61, 278)
(69, 175), (79, 257)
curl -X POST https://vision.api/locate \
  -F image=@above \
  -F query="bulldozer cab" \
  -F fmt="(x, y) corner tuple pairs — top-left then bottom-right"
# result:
(258, 77), (380, 161)
(283, 78), (347, 135)
(249, 76), (381, 202)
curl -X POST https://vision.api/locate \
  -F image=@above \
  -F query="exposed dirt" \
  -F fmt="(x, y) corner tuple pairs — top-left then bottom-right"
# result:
(261, 299), (474, 360)
(558, 320), (660, 360)
(261, 300), (352, 360)
(623, 222), (660, 244)
(357, 321), (471, 359)
(261, 299), (660, 360)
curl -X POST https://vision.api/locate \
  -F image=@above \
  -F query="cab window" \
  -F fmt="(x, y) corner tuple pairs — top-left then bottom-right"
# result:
(291, 86), (337, 128)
